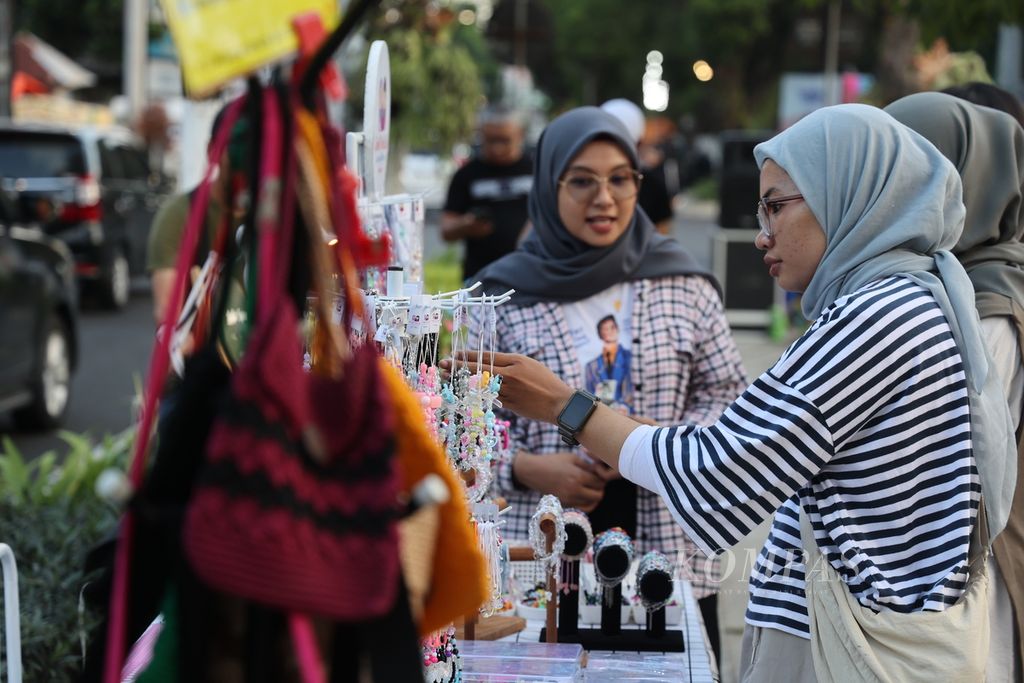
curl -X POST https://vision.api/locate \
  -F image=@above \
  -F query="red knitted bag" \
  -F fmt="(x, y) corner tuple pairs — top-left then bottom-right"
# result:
(182, 87), (401, 621)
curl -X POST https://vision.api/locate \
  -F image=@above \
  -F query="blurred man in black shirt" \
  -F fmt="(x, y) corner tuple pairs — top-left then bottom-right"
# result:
(442, 108), (532, 280)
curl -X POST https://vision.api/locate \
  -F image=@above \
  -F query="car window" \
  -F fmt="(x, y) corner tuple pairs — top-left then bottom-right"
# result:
(0, 132), (86, 178)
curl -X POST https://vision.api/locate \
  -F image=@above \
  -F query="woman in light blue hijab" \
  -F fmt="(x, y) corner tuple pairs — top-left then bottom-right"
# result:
(754, 103), (1017, 543)
(457, 103), (1019, 681)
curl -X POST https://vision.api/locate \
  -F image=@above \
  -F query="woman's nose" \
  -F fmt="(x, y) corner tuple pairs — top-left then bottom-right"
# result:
(754, 230), (772, 251)
(593, 179), (615, 206)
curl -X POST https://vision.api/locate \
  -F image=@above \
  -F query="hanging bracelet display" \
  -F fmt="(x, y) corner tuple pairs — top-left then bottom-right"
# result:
(528, 494), (567, 570)
(592, 526), (634, 588)
(561, 509), (594, 561)
(636, 550), (675, 612)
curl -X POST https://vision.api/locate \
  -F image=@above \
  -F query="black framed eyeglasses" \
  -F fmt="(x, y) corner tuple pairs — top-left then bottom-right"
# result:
(756, 193), (804, 239)
(558, 170), (643, 204)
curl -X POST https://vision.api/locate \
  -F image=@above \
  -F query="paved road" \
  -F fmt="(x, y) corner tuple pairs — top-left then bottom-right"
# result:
(0, 280), (155, 459)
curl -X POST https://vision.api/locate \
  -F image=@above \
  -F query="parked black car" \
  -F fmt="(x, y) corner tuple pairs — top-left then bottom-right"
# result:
(0, 190), (78, 429)
(0, 121), (170, 309)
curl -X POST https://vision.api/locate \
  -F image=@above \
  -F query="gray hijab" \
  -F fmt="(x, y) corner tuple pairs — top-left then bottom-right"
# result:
(474, 107), (718, 306)
(885, 91), (1024, 306)
(754, 103), (1016, 540)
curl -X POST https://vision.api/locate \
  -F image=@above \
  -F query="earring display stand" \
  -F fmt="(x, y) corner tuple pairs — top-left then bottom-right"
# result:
(556, 521), (590, 637)
(474, 512), (557, 644)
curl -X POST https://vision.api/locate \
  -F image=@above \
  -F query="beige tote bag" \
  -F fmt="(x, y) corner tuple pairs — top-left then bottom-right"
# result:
(799, 504), (990, 683)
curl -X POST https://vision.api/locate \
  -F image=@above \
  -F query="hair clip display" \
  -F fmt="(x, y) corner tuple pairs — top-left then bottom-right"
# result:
(592, 527), (635, 588)
(636, 550), (675, 612)
(529, 495), (567, 571)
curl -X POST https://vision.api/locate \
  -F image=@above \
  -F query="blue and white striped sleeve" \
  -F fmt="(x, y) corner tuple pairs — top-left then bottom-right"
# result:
(619, 374), (835, 555)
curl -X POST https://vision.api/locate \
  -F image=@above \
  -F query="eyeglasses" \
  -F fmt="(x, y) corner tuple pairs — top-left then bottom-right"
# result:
(756, 193), (804, 239)
(558, 170), (643, 204)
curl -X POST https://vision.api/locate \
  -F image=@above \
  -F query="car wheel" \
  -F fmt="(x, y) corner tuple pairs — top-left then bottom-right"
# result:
(99, 246), (131, 310)
(13, 316), (72, 430)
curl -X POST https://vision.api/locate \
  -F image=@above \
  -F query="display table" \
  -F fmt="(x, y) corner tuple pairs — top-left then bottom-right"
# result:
(461, 580), (718, 682)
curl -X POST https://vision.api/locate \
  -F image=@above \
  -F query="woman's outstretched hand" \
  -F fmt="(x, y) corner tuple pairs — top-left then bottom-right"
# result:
(441, 351), (574, 424)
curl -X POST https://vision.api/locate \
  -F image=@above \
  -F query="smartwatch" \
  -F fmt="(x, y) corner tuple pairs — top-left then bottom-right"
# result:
(557, 389), (601, 446)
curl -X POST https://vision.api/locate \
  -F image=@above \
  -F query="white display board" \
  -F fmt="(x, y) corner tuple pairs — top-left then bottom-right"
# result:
(362, 40), (391, 200)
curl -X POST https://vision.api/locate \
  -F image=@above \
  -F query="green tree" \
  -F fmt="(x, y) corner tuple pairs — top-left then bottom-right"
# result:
(497, 0), (1022, 129)
(347, 2), (488, 153)
(15, 0), (125, 67)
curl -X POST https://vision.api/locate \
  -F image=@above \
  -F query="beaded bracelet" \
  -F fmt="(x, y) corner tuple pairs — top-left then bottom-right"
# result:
(592, 526), (635, 588)
(636, 550), (675, 612)
(561, 509), (594, 561)
(528, 494), (566, 570)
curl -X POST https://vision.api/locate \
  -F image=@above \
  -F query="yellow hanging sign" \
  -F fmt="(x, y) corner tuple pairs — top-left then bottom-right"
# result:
(159, 0), (340, 97)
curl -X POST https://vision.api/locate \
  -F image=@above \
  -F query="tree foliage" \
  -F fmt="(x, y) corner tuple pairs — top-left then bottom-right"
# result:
(15, 0), (125, 67)
(347, 2), (487, 152)
(497, 0), (1021, 129)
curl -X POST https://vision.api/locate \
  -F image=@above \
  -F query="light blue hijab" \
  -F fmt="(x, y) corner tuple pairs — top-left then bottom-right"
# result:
(754, 103), (1016, 541)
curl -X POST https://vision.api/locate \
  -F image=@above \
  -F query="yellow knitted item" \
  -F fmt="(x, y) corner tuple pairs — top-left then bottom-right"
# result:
(379, 361), (489, 635)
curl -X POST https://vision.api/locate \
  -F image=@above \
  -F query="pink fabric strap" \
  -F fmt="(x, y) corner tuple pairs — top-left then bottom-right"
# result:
(289, 613), (327, 683)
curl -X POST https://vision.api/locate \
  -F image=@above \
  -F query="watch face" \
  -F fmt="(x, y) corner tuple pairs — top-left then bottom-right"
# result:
(561, 392), (596, 427)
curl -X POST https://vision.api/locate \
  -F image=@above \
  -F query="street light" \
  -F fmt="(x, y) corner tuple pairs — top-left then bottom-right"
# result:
(693, 60), (713, 82)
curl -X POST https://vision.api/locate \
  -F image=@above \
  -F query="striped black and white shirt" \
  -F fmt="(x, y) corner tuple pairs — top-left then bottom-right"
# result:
(619, 276), (979, 638)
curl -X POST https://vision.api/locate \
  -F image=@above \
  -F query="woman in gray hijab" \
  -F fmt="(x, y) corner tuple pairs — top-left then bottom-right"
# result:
(887, 90), (1024, 683)
(470, 107), (747, 662)
(456, 104), (1017, 682)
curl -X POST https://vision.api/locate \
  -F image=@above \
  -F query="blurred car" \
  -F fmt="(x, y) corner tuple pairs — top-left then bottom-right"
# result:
(0, 190), (78, 430)
(0, 121), (171, 309)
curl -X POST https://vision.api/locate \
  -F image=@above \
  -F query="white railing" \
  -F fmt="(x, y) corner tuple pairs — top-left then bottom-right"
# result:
(0, 544), (21, 683)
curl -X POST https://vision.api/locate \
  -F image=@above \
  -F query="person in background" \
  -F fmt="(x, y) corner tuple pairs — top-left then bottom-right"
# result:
(471, 107), (747, 664)
(941, 81), (1024, 129)
(887, 90), (1024, 683)
(147, 107), (249, 326)
(442, 106), (532, 280)
(601, 98), (675, 235)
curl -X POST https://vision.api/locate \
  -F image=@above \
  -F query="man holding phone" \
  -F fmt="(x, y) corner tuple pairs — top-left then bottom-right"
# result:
(442, 107), (532, 280)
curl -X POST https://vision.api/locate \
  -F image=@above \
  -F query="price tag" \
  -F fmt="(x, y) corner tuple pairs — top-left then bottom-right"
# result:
(408, 294), (431, 335)
(428, 306), (443, 334)
(332, 294), (345, 325)
(453, 292), (468, 331)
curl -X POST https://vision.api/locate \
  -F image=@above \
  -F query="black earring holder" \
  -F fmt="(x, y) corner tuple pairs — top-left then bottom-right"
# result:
(555, 522), (589, 637)
(540, 544), (684, 652)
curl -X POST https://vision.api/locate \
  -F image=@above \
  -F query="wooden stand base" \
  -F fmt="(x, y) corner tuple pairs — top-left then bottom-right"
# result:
(456, 614), (527, 641)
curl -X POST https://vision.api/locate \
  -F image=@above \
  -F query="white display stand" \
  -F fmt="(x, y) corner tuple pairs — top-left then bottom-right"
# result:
(346, 40), (426, 282)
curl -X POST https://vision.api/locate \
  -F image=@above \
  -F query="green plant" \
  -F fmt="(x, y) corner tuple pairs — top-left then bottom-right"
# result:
(687, 177), (719, 202)
(0, 430), (131, 680)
